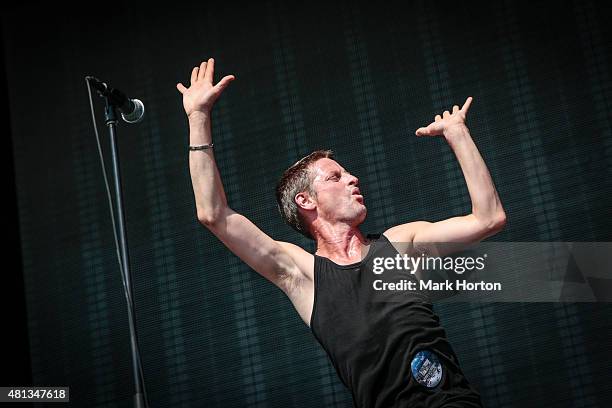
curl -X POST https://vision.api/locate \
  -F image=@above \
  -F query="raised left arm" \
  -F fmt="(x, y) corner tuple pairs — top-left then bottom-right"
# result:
(384, 97), (506, 253)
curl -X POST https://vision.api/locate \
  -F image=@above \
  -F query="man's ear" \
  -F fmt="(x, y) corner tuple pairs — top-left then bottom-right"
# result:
(295, 191), (316, 211)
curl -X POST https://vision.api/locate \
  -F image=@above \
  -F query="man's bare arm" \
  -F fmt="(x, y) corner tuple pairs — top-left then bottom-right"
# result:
(177, 59), (307, 290)
(385, 97), (506, 254)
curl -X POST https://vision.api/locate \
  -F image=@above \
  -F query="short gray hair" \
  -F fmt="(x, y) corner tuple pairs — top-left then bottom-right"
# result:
(275, 150), (334, 239)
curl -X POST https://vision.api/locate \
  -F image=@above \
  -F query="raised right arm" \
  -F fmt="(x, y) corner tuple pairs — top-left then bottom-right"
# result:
(177, 59), (307, 291)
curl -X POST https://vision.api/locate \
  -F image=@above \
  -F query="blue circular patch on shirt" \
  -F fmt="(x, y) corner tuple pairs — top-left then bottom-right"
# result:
(411, 350), (444, 388)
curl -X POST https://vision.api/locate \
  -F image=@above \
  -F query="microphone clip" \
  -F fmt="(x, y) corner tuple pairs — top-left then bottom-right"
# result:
(86, 76), (145, 124)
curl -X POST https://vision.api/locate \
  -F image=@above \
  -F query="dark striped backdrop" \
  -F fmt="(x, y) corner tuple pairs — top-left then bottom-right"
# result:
(3, 0), (612, 407)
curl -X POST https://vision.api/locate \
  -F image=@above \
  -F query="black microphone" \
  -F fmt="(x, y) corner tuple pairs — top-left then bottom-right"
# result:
(86, 76), (145, 123)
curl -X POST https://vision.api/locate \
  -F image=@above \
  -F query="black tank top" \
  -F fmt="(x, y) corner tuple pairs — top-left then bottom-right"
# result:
(310, 233), (483, 408)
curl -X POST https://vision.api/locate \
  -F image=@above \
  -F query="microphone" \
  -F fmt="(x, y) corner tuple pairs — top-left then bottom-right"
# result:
(86, 76), (145, 123)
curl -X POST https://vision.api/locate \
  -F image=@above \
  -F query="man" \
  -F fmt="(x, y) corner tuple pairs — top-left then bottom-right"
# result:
(177, 58), (506, 407)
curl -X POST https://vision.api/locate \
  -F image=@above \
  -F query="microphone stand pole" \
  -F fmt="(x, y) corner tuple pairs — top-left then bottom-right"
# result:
(103, 97), (149, 408)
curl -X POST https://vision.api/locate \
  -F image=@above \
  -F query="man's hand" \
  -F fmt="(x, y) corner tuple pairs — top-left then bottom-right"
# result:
(387, 95), (506, 254)
(176, 58), (235, 118)
(415, 96), (473, 140)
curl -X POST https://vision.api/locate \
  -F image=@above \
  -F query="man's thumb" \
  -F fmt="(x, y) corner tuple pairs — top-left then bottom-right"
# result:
(215, 75), (235, 91)
(415, 127), (428, 136)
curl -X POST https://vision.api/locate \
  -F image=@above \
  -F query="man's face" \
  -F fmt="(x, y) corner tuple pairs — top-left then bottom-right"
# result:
(308, 158), (367, 225)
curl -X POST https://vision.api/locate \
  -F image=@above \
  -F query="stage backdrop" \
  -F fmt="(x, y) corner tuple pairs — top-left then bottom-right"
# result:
(3, 0), (612, 407)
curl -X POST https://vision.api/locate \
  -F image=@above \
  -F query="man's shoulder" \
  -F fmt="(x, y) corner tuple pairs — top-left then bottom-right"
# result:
(383, 222), (431, 243)
(276, 241), (315, 281)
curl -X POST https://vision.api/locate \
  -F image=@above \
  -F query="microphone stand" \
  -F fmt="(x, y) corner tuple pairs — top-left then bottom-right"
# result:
(103, 96), (149, 408)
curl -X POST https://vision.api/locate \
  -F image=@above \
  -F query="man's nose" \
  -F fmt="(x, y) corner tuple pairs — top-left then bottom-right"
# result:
(348, 174), (359, 186)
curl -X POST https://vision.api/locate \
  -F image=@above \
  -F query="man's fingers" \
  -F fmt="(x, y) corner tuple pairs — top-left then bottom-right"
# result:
(176, 83), (187, 94)
(461, 96), (473, 113)
(205, 58), (215, 83)
(198, 61), (208, 81)
(190, 67), (199, 85)
(419, 100), (470, 137)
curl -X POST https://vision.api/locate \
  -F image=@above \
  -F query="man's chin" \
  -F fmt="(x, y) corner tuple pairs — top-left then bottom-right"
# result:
(355, 205), (367, 224)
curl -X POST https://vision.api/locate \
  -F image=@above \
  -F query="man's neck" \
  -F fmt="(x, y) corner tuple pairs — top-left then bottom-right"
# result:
(314, 223), (370, 265)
